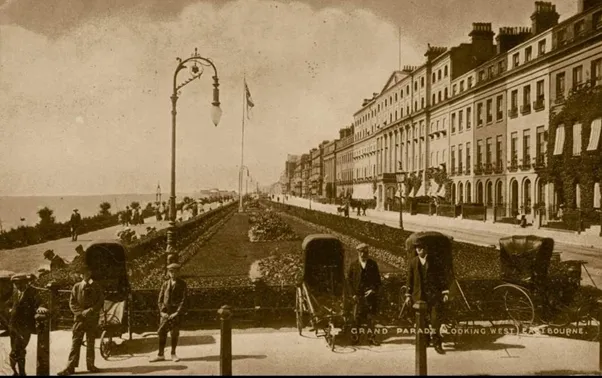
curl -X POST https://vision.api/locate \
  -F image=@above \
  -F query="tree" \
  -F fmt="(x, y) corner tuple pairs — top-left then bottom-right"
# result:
(130, 201), (141, 210)
(37, 207), (55, 226)
(99, 202), (112, 216)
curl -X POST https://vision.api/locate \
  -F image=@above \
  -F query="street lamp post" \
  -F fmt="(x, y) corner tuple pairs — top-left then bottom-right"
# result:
(396, 170), (407, 231)
(239, 165), (250, 211)
(167, 48), (222, 257)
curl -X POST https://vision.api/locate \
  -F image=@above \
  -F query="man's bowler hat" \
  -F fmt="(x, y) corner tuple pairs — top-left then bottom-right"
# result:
(43, 249), (54, 258)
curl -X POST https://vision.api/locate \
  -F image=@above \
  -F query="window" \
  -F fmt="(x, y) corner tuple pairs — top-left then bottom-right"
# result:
(459, 110), (463, 132)
(477, 103), (483, 126)
(486, 138), (492, 165)
(496, 135), (503, 167)
(498, 61), (505, 74)
(421, 97), (425, 108)
(432, 94), (436, 104)
(538, 39), (546, 55)
(573, 123), (582, 156)
(574, 20), (585, 36)
(496, 95), (503, 121)
(593, 59), (602, 84)
(536, 80), (545, 101)
(444, 88), (448, 99)
(385, 99), (388, 107)
(511, 132), (518, 162)
(513, 53), (520, 68)
(406, 85), (410, 95)
(525, 46), (532, 62)
(523, 129), (531, 164)
(458, 145), (463, 173)
(486, 99), (493, 123)
(466, 143), (471, 172)
(557, 28), (567, 45)
(523, 85), (531, 107)
(438, 70), (442, 80)
(511, 90), (518, 111)
(421, 77), (425, 88)
(477, 140), (483, 166)
(466, 107), (472, 129)
(400, 89), (404, 98)
(556, 72), (566, 99)
(488, 66), (494, 78)
(438, 91), (442, 102)
(432, 72), (436, 82)
(460, 81), (465, 92)
(467, 77), (473, 88)
(444, 66), (448, 77)
(594, 11), (602, 29)
(479, 70), (485, 81)
(451, 113), (456, 133)
(414, 81), (418, 91)
(451, 146), (456, 172)
(573, 65), (583, 88)
(453, 84), (457, 95)
(536, 126), (546, 159)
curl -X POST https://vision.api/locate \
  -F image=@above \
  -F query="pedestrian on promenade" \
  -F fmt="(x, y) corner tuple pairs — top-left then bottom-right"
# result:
(404, 239), (450, 355)
(150, 263), (187, 363)
(155, 205), (162, 221)
(7, 273), (45, 376)
(125, 206), (132, 226)
(43, 249), (67, 272)
(347, 243), (381, 346)
(58, 265), (104, 376)
(70, 209), (82, 242)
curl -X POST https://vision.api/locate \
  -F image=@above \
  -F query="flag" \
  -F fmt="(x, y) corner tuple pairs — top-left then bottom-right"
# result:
(245, 80), (254, 119)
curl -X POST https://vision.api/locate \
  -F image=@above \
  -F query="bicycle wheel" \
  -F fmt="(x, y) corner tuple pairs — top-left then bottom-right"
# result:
(99, 330), (113, 360)
(494, 284), (534, 327)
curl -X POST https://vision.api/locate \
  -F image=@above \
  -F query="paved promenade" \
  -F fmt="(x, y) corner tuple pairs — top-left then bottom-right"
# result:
(0, 203), (222, 276)
(1, 328), (598, 376)
(278, 196), (602, 288)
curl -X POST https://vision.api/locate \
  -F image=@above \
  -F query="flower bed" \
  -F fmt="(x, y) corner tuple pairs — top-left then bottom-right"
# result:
(247, 210), (299, 242)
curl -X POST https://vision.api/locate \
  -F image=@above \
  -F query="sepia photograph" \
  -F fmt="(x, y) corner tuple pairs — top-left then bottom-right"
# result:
(1, 0), (602, 375)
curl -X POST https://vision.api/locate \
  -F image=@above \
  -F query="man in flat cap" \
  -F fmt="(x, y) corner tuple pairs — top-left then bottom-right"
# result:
(58, 265), (104, 376)
(70, 209), (82, 242)
(8, 273), (45, 376)
(347, 243), (382, 346)
(405, 239), (450, 355)
(43, 249), (67, 272)
(70, 244), (85, 273)
(150, 263), (187, 363)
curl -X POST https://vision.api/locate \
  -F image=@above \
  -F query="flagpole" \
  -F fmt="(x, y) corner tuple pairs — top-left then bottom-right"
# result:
(239, 76), (246, 213)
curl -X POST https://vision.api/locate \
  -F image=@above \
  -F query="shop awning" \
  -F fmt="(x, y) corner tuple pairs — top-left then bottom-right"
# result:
(553, 124), (565, 155)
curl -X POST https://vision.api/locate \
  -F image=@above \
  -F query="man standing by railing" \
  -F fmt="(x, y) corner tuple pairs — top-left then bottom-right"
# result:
(58, 265), (104, 376)
(347, 243), (382, 346)
(150, 263), (187, 363)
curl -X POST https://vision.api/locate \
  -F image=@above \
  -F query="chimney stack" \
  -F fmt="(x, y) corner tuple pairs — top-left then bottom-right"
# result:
(531, 2), (560, 35)
(496, 27), (533, 54)
(469, 23), (495, 64)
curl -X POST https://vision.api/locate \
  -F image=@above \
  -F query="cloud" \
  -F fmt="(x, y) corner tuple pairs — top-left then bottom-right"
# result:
(0, 0), (423, 196)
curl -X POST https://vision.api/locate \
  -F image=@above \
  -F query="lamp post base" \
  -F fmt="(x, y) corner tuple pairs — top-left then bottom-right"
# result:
(166, 221), (178, 263)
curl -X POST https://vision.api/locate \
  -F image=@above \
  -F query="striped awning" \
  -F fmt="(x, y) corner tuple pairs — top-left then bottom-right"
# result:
(587, 118), (601, 151)
(553, 124), (565, 155)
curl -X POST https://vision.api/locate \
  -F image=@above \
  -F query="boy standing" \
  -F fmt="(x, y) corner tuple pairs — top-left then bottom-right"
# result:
(150, 263), (187, 363)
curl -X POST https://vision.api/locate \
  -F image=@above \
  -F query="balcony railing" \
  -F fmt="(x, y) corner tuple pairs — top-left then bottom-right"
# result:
(533, 97), (545, 111)
(493, 161), (504, 174)
(508, 107), (518, 118)
(483, 162), (493, 175)
(474, 163), (484, 175)
(533, 154), (547, 170)
(520, 158), (532, 171)
(508, 158), (519, 172)
(520, 103), (531, 115)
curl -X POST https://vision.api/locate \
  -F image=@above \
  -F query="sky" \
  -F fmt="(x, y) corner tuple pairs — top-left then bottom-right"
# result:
(0, 0), (577, 196)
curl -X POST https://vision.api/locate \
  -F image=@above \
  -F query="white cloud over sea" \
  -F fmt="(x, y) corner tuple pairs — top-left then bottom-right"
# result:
(0, 0), (423, 196)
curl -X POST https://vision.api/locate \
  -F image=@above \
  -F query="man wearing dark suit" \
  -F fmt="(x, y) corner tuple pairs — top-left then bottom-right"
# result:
(150, 263), (187, 363)
(404, 239), (450, 355)
(43, 249), (67, 272)
(58, 266), (104, 376)
(347, 243), (382, 346)
(8, 273), (44, 376)
(70, 209), (82, 241)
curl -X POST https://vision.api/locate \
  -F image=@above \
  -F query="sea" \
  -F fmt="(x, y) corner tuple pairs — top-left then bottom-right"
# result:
(0, 193), (201, 231)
